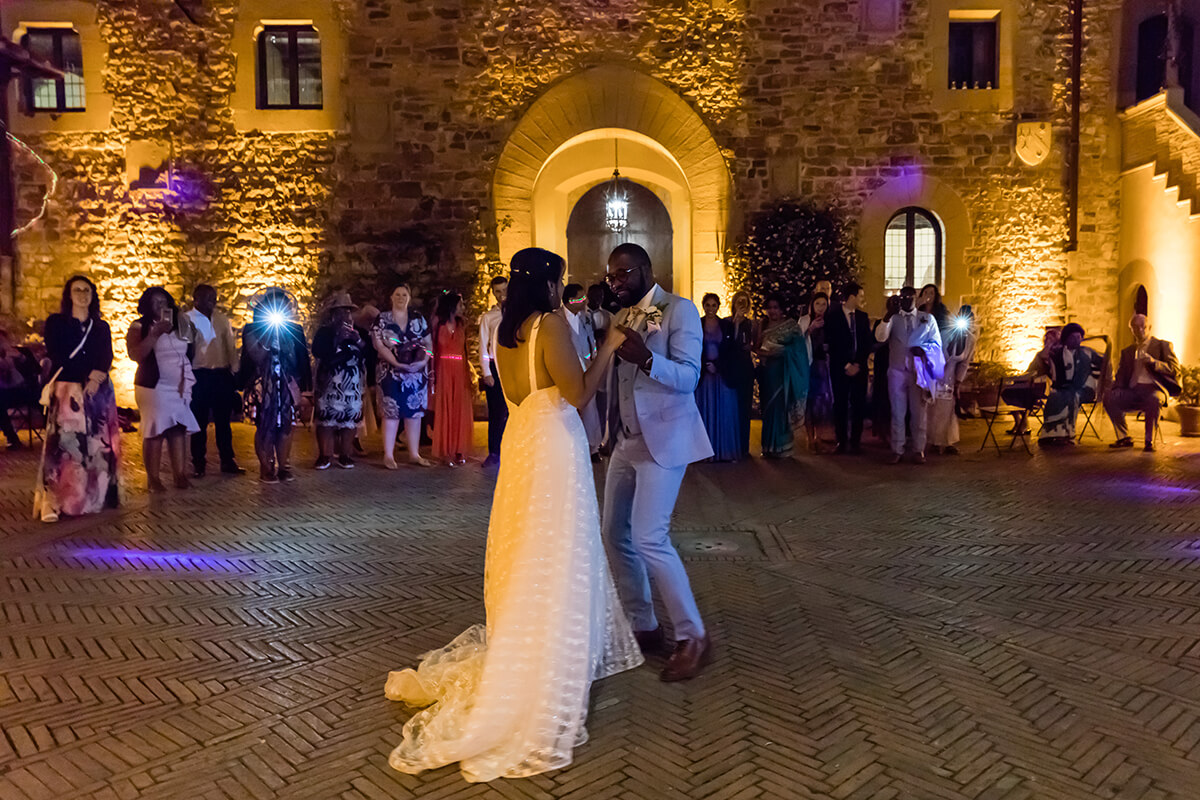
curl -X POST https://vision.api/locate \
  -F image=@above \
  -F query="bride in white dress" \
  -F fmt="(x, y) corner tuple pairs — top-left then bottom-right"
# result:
(384, 247), (643, 782)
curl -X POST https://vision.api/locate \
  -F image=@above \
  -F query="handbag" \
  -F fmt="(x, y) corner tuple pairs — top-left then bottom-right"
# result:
(394, 339), (425, 365)
(40, 318), (93, 409)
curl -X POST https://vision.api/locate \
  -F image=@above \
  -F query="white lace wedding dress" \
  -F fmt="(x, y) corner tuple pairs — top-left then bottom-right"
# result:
(384, 315), (643, 782)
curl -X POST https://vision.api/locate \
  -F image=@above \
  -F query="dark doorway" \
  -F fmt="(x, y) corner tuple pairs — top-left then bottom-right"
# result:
(1134, 284), (1149, 316)
(566, 179), (673, 291)
(1137, 14), (1195, 107)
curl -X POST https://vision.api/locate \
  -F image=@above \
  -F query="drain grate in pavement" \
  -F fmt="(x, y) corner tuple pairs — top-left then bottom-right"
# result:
(675, 530), (765, 560)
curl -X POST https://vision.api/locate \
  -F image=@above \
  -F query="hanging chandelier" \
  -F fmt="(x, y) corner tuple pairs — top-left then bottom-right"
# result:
(604, 141), (629, 233)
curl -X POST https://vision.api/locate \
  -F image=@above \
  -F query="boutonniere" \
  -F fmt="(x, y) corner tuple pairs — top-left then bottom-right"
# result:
(918, 314), (929, 325)
(644, 303), (667, 335)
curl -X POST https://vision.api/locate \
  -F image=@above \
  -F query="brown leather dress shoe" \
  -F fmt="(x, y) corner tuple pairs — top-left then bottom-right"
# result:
(634, 626), (666, 656)
(661, 635), (712, 682)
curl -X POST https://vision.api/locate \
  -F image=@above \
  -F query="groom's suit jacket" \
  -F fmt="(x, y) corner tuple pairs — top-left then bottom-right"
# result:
(610, 286), (714, 469)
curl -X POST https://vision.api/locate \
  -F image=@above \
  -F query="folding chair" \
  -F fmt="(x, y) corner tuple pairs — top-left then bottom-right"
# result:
(1076, 335), (1111, 442)
(5, 395), (44, 446)
(978, 375), (1045, 455)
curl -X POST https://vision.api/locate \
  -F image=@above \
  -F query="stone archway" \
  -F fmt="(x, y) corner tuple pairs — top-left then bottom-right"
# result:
(493, 65), (732, 301)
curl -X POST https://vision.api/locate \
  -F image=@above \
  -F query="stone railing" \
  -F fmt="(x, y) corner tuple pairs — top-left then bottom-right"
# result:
(1120, 88), (1200, 217)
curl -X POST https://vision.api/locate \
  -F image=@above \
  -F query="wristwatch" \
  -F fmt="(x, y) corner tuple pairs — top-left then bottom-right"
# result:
(640, 353), (654, 374)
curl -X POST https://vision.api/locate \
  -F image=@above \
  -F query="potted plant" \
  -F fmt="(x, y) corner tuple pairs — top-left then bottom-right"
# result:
(1177, 364), (1200, 437)
(961, 360), (1011, 410)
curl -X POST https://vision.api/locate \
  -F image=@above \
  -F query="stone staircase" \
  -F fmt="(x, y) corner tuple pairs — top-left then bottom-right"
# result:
(1121, 88), (1200, 219)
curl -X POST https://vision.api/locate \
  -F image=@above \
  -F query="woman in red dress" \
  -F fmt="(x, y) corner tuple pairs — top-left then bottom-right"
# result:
(432, 292), (474, 466)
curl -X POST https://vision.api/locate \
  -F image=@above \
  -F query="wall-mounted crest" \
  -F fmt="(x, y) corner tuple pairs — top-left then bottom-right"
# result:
(1016, 121), (1051, 167)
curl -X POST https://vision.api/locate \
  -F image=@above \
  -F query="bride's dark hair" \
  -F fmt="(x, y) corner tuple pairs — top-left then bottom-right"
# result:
(497, 247), (564, 349)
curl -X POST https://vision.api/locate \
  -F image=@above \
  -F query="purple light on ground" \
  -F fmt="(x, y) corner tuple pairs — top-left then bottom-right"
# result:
(1100, 478), (1199, 501)
(62, 547), (242, 572)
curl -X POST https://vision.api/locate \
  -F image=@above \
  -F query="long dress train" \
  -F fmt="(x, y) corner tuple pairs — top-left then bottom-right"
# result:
(384, 315), (643, 782)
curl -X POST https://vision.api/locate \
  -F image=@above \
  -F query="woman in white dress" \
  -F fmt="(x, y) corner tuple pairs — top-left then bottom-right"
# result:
(384, 247), (643, 782)
(127, 287), (200, 492)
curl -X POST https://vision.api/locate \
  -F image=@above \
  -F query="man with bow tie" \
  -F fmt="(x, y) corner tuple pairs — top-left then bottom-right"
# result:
(603, 243), (713, 682)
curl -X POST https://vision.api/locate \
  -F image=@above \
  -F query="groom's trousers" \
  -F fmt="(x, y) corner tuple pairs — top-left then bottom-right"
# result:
(602, 433), (705, 641)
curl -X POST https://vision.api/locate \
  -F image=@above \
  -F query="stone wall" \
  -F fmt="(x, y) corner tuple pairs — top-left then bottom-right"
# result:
(11, 0), (1130, 380)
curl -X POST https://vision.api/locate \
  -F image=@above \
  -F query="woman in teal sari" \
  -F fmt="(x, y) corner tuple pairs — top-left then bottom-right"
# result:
(756, 294), (809, 458)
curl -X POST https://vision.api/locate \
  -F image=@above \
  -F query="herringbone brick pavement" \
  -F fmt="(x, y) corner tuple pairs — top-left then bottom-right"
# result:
(1, 419), (1199, 799)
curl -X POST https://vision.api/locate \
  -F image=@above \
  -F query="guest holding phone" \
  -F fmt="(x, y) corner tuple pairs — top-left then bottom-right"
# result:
(242, 289), (311, 483)
(127, 287), (200, 492)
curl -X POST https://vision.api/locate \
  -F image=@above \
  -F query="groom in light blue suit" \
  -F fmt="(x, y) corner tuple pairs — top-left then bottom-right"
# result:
(602, 243), (714, 682)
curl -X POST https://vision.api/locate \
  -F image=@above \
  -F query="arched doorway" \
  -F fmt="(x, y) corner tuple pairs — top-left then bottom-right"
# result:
(492, 65), (732, 302)
(566, 180), (673, 289)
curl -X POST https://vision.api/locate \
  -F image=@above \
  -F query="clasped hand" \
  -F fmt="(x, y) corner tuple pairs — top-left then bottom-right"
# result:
(612, 326), (648, 366)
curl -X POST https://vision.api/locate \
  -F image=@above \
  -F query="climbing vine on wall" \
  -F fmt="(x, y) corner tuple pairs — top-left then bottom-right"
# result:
(725, 200), (862, 316)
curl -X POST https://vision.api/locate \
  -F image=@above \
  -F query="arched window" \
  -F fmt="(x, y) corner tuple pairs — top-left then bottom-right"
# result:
(256, 25), (322, 109)
(1134, 285), (1149, 316)
(884, 207), (942, 294)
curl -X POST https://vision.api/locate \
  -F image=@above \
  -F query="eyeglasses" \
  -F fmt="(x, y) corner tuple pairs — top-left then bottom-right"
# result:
(605, 265), (642, 284)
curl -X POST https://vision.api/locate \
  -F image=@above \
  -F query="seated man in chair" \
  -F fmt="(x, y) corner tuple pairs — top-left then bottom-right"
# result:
(0, 324), (40, 450)
(1104, 314), (1180, 453)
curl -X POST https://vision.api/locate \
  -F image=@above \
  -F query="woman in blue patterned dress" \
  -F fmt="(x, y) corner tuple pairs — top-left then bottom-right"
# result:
(312, 292), (367, 470)
(372, 283), (432, 468)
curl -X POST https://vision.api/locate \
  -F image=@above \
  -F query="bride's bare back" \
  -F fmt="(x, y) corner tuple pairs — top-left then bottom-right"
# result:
(497, 312), (606, 410)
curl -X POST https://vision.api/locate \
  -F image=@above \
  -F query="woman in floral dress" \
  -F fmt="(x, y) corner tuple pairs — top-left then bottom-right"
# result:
(37, 275), (121, 522)
(372, 283), (432, 468)
(312, 292), (367, 470)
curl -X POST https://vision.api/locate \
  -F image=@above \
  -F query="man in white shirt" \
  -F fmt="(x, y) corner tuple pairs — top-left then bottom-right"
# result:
(874, 285), (943, 464)
(586, 283), (614, 446)
(187, 284), (244, 476)
(564, 283), (601, 455)
(479, 276), (508, 468)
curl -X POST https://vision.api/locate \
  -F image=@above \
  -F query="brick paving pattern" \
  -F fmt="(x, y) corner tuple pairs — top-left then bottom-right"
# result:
(2, 420), (1200, 799)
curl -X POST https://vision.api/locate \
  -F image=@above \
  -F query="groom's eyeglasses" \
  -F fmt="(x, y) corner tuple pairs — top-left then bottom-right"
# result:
(605, 266), (642, 285)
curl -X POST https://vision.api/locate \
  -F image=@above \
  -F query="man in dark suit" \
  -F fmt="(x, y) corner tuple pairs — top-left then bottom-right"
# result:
(1104, 314), (1180, 453)
(825, 281), (873, 453)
